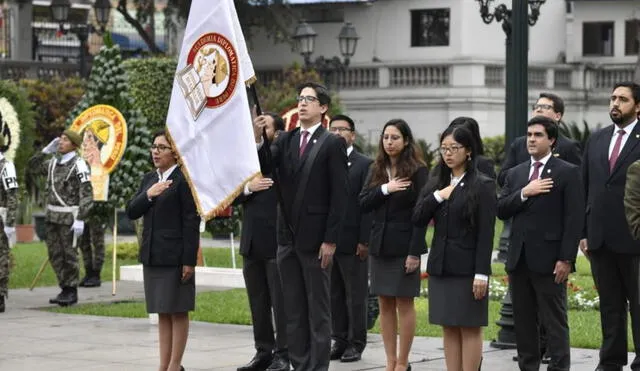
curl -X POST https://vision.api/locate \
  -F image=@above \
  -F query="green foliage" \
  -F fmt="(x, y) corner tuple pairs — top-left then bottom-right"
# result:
(67, 43), (153, 211)
(256, 64), (343, 116)
(122, 57), (177, 132)
(483, 135), (506, 168)
(16, 189), (32, 225)
(18, 78), (85, 148)
(106, 242), (139, 260)
(206, 206), (242, 237)
(0, 80), (35, 184)
(559, 120), (601, 152)
(416, 139), (438, 171)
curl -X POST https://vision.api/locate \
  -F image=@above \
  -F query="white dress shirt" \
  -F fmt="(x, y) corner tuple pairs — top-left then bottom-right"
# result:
(347, 145), (354, 157)
(520, 151), (553, 201)
(156, 164), (178, 182)
(608, 119), (638, 159)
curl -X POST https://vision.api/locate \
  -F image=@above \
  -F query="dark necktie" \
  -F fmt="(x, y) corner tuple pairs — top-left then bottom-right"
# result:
(299, 130), (309, 156)
(529, 161), (543, 181)
(609, 129), (626, 172)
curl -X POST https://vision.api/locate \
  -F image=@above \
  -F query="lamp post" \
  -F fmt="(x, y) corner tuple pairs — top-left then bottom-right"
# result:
(292, 20), (359, 90)
(476, 0), (546, 351)
(50, 0), (112, 78)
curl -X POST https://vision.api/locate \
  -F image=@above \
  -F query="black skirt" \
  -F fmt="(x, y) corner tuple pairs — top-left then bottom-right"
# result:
(143, 265), (196, 314)
(428, 275), (488, 327)
(370, 255), (421, 297)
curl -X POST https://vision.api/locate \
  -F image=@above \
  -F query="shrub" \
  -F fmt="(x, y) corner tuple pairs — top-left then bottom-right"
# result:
(483, 135), (505, 168)
(0, 80), (35, 184)
(106, 242), (139, 261)
(122, 57), (177, 132)
(18, 78), (85, 148)
(559, 120), (601, 152)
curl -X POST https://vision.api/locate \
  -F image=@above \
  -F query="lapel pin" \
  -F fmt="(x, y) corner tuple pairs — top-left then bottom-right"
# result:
(348, 162), (352, 167)
(313, 139), (317, 144)
(636, 134), (639, 139)
(547, 169), (551, 174)
(553, 153), (559, 157)
(459, 182), (464, 187)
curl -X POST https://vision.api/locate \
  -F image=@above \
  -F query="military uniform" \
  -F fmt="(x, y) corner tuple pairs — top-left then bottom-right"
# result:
(0, 155), (18, 312)
(30, 134), (93, 306)
(78, 205), (106, 287)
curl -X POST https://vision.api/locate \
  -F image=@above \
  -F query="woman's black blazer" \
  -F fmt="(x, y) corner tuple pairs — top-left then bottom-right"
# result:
(359, 166), (429, 257)
(413, 173), (497, 276)
(126, 167), (200, 267)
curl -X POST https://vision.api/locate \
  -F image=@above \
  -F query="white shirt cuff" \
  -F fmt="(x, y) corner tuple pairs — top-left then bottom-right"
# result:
(256, 138), (264, 149)
(243, 183), (252, 196)
(520, 189), (528, 201)
(433, 191), (444, 203)
(381, 184), (390, 195)
(474, 274), (488, 281)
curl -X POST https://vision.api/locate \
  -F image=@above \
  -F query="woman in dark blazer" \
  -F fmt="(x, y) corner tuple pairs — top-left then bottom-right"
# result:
(430, 117), (496, 180)
(359, 119), (428, 371)
(413, 126), (497, 371)
(126, 130), (200, 371)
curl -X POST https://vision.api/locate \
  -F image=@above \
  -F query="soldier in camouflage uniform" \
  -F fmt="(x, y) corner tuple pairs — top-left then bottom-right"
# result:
(29, 129), (93, 306)
(0, 132), (18, 313)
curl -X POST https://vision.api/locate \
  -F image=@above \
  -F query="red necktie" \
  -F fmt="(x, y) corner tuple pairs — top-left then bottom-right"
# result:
(609, 129), (626, 172)
(529, 161), (543, 181)
(299, 130), (309, 157)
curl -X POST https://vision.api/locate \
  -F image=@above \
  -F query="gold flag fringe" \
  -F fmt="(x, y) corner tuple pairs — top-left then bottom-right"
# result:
(245, 75), (257, 86)
(165, 128), (261, 222)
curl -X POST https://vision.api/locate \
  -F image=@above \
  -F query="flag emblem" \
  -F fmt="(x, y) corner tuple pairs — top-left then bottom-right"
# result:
(177, 32), (239, 120)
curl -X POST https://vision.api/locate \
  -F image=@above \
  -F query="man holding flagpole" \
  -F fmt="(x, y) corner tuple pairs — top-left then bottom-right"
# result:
(254, 82), (349, 371)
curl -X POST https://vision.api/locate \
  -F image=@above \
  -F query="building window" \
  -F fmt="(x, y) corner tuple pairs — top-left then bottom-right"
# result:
(410, 8), (450, 47)
(582, 22), (614, 56)
(625, 20), (640, 56)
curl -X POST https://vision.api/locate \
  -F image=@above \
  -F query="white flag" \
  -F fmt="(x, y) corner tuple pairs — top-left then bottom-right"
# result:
(166, 0), (260, 220)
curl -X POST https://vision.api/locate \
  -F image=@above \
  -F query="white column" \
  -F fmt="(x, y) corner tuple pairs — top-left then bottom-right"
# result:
(9, 0), (33, 60)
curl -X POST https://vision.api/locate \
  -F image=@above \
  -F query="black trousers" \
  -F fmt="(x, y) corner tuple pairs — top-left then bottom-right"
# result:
(277, 244), (331, 371)
(331, 253), (368, 352)
(243, 255), (287, 358)
(510, 264), (570, 371)
(591, 249), (640, 370)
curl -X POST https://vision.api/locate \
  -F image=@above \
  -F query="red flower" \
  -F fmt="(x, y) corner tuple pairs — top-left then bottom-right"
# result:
(420, 272), (429, 280)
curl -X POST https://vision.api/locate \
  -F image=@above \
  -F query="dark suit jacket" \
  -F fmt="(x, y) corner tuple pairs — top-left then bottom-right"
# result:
(359, 166), (429, 257)
(233, 179), (278, 259)
(413, 173), (496, 277)
(583, 123), (640, 254)
(498, 135), (582, 187)
(126, 167), (200, 267)
(497, 157), (584, 273)
(430, 155), (496, 180)
(258, 126), (348, 252)
(624, 160), (640, 240)
(336, 150), (373, 254)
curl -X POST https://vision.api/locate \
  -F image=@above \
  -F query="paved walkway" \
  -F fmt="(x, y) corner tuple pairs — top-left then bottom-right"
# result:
(0, 280), (621, 371)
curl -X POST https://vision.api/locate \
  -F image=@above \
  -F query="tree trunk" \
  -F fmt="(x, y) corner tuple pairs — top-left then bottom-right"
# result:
(116, 0), (162, 54)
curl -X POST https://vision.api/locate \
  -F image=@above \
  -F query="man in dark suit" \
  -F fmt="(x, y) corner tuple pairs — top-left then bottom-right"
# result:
(497, 92), (582, 363)
(327, 115), (373, 363)
(581, 82), (640, 371)
(498, 116), (584, 371)
(236, 113), (289, 371)
(253, 82), (349, 371)
(498, 92), (582, 187)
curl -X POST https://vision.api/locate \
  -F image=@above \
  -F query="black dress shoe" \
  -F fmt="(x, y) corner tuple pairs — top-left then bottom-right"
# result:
(330, 343), (346, 360)
(265, 356), (289, 371)
(594, 366), (623, 371)
(340, 347), (361, 363)
(237, 352), (273, 371)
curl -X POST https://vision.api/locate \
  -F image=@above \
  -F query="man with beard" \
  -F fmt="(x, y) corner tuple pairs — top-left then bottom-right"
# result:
(581, 82), (640, 371)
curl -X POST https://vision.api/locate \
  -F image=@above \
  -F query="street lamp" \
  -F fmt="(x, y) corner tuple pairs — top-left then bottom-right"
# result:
(292, 20), (359, 89)
(50, 0), (112, 77)
(476, 0), (546, 351)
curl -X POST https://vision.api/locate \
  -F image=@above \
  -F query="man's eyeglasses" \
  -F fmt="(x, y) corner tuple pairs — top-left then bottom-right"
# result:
(150, 144), (172, 152)
(532, 103), (554, 111)
(296, 95), (319, 104)
(329, 127), (353, 133)
(439, 145), (464, 155)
